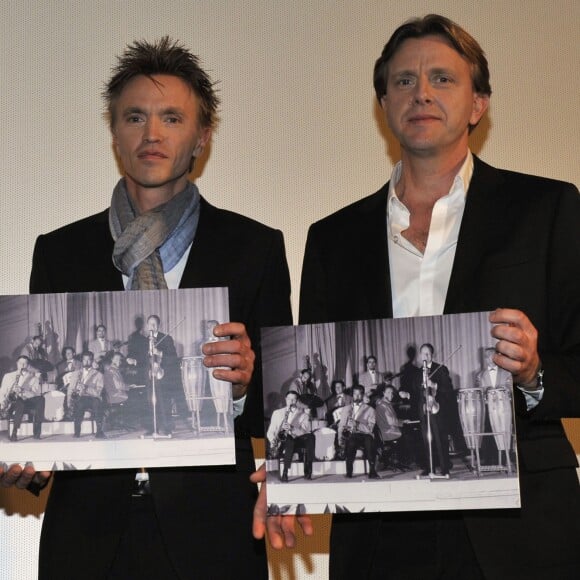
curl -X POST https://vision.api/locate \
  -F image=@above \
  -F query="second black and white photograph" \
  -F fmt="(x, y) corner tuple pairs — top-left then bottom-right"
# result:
(262, 311), (520, 514)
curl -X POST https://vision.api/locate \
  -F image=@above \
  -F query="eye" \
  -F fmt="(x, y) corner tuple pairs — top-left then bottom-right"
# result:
(396, 77), (414, 87)
(434, 74), (454, 84)
(165, 115), (181, 124)
(126, 114), (144, 124)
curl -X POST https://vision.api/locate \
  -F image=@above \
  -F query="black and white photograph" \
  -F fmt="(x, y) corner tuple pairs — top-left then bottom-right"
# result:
(0, 287), (235, 469)
(262, 311), (520, 514)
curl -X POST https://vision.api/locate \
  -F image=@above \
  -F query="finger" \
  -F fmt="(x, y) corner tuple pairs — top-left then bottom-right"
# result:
(265, 516), (287, 550)
(15, 465), (37, 490)
(252, 480), (268, 541)
(489, 308), (529, 327)
(297, 514), (314, 537)
(249, 463), (266, 484)
(203, 338), (245, 356)
(0, 464), (23, 488)
(213, 322), (249, 341)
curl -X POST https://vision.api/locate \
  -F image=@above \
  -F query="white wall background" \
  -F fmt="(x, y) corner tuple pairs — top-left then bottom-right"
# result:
(0, 1), (578, 578)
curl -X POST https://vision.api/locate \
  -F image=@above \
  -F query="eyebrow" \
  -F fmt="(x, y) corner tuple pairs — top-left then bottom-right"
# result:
(120, 106), (186, 116)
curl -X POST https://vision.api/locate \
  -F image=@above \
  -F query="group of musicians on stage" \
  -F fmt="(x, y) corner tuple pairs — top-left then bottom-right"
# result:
(267, 344), (513, 482)
(0, 315), (185, 441)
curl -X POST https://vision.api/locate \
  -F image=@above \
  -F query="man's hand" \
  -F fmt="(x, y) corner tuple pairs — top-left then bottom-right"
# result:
(0, 463), (51, 491)
(489, 308), (541, 386)
(250, 464), (314, 549)
(202, 322), (255, 399)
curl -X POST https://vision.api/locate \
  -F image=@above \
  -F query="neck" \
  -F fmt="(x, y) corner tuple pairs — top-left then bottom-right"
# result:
(397, 149), (468, 205)
(124, 175), (189, 213)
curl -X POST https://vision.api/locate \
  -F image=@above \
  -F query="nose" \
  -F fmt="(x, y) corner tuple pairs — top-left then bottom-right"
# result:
(412, 76), (433, 104)
(143, 117), (162, 143)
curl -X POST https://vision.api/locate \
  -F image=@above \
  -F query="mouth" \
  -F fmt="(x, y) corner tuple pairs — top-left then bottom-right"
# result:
(138, 150), (168, 160)
(407, 114), (441, 124)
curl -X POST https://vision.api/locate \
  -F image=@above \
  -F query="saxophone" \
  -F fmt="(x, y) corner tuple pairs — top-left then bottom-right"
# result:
(271, 406), (292, 457)
(338, 405), (356, 458)
(7, 372), (24, 403)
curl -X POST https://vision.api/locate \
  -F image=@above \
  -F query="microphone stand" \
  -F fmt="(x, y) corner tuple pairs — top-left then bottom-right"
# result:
(148, 330), (159, 438)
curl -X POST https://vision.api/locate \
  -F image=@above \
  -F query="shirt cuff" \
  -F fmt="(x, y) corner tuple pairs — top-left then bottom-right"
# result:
(233, 394), (247, 418)
(516, 385), (544, 411)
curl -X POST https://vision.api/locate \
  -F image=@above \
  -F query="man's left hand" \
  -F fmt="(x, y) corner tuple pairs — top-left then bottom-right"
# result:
(250, 464), (314, 549)
(489, 308), (541, 386)
(202, 322), (254, 398)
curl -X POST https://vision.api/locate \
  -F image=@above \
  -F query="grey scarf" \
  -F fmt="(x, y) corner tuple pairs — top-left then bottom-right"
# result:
(109, 179), (200, 289)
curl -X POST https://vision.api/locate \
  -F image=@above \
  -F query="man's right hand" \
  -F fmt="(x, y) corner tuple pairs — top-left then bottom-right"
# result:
(0, 463), (51, 491)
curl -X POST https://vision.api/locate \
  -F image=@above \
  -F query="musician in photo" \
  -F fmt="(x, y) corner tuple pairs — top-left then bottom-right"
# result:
(375, 385), (403, 442)
(338, 384), (380, 479)
(476, 347), (511, 391)
(144, 314), (183, 436)
(104, 352), (130, 405)
(55, 346), (81, 391)
(68, 351), (105, 439)
(417, 343), (450, 476)
(357, 355), (383, 397)
(476, 347), (513, 465)
(293, 367), (316, 397)
(0, 356), (45, 441)
(125, 316), (149, 385)
(88, 324), (113, 364)
(421, 343), (468, 459)
(325, 379), (352, 427)
(20, 335), (48, 363)
(267, 390), (315, 482)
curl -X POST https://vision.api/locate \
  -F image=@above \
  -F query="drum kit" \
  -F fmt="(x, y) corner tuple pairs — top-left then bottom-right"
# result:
(457, 386), (514, 476)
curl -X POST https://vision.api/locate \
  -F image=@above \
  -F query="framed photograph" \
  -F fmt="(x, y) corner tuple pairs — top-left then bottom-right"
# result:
(262, 311), (520, 514)
(0, 287), (235, 470)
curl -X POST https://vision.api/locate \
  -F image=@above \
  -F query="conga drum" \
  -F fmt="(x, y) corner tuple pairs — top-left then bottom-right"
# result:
(457, 388), (484, 449)
(486, 387), (512, 451)
(180, 356), (205, 413)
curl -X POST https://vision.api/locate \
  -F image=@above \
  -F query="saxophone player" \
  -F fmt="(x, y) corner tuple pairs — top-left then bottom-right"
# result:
(337, 385), (379, 479)
(0, 356), (44, 441)
(68, 351), (105, 439)
(267, 390), (315, 482)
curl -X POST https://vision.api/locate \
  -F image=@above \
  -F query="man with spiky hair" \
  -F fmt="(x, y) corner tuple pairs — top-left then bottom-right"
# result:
(0, 37), (294, 579)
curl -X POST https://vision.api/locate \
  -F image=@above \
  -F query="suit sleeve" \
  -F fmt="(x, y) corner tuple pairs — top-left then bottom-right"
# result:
(531, 183), (580, 420)
(299, 224), (329, 325)
(30, 235), (52, 294)
(242, 229), (292, 438)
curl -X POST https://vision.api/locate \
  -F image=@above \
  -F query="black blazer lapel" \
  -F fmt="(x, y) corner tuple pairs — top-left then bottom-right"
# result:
(444, 157), (509, 314)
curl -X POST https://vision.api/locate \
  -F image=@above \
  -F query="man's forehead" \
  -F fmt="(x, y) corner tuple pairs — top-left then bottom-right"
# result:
(388, 35), (467, 71)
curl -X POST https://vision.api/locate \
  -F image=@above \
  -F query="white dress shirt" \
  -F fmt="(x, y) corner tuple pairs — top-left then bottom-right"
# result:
(386, 151), (542, 408)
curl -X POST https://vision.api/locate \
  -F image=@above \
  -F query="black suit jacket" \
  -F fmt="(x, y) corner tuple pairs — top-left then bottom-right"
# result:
(300, 157), (580, 578)
(31, 196), (292, 579)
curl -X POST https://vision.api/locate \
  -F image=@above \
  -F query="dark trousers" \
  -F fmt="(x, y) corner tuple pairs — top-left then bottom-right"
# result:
(345, 433), (376, 475)
(146, 381), (172, 434)
(282, 433), (315, 476)
(108, 495), (180, 580)
(74, 396), (104, 436)
(420, 412), (449, 472)
(10, 396), (45, 437)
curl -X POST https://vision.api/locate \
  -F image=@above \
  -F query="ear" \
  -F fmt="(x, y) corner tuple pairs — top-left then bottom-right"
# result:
(470, 93), (489, 127)
(111, 129), (120, 158)
(193, 126), (212, 158)
(380, 95), (388, 114)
